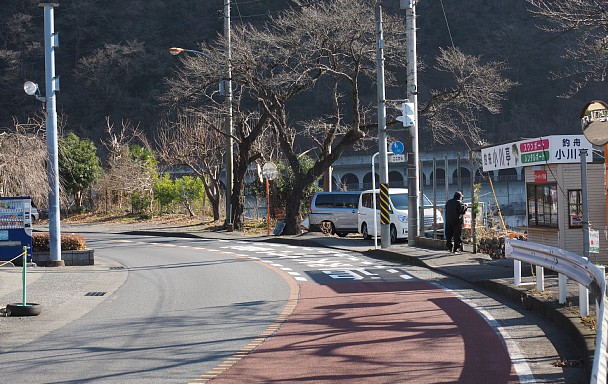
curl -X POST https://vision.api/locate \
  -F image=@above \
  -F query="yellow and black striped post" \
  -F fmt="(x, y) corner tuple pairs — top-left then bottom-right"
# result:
(380, 183), (390, 225)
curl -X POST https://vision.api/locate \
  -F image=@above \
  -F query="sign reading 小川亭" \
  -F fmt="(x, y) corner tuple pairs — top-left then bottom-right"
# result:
(481, 135), (593, 172)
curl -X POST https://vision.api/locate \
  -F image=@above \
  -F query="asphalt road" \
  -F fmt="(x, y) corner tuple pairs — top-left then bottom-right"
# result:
(0, 231), (586, 383)
(0, 233), (290, 383)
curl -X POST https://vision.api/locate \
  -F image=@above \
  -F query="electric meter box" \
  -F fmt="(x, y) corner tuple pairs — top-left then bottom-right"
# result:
(0, 196), (33, 262)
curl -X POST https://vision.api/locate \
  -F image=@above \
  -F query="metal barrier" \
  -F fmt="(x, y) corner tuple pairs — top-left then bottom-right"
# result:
(505, 239), (607, 384)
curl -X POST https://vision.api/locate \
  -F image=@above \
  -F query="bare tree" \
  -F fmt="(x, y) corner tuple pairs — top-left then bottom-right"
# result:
(420, 47), (517, 144)
(527, 0), (608, 96)
(161, 31), (275, 229)
(258, 0), (394, 235)
(97, 118), (155, 213)
(156, 112), (224, 221)
(0, 116), (48, 205)
(162, 0), (516, 235)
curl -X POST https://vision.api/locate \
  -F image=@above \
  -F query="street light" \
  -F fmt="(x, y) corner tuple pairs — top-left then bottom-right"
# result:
(169, 47), (211, 58)
(24, 81), (43, 99)
(24, 2), (63, 267)
(169, 46), (234, 230)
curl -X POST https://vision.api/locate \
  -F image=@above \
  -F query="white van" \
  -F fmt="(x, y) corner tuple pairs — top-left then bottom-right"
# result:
(308, 191), (361, 237)
(357, 188), (444, 243)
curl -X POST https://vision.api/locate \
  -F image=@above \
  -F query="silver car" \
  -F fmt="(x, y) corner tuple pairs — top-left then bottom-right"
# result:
(308, 192), (361, 237)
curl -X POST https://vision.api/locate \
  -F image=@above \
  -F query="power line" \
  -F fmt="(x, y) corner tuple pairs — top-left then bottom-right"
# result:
(439, 0), (455, 48)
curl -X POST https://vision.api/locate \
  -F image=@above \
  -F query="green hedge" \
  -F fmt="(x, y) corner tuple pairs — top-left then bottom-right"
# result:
(32, 233), (87, 251)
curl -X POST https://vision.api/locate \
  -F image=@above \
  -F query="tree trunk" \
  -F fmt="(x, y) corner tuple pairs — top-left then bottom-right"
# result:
(283, 176), (309, 235)
(230, 180), (244, 230)
(184, 201), (195, 217)
(203, 182), (221, 222)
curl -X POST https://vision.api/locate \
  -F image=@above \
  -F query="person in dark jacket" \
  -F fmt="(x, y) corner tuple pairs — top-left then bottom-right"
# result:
(445, 191), (467, 253)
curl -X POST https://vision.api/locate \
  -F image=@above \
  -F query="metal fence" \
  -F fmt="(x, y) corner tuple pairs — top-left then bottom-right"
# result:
(505, 238), (607, 384)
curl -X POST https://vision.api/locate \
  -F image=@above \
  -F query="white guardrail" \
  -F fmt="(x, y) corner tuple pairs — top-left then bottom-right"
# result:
(504, 238), (607, 384)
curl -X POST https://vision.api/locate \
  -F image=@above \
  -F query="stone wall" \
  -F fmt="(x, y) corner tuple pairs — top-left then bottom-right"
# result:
(33, 249), (94, 266)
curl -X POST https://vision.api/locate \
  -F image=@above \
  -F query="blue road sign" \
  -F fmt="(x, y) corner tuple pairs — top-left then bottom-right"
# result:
(390, 141), (404, 155)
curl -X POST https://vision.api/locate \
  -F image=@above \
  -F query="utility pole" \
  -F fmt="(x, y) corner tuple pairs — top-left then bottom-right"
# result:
(41, 3), (63, 266)
(376, 6), (391, 248)
(323, 124), (333, 191)
(224, 0), (234, 231)
(402, 0), (420, 245)
(581, 149), (590, 259)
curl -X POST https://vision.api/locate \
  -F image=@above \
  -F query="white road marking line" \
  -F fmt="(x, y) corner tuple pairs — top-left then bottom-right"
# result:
(387, 269), (399, 273)
(294, 277), (308, 281)
(323, 270), (364, 280)
(400, 274), (413, 280)
(287, 272), (301, 276)
(280, 267), (293, 271)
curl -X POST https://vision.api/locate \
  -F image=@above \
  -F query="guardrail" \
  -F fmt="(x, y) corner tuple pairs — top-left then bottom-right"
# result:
(505, 239), (607, 384)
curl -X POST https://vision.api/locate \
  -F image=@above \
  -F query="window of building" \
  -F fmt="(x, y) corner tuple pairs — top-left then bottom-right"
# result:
(527, 183), (558, 227)
(567, 189), (583, 228)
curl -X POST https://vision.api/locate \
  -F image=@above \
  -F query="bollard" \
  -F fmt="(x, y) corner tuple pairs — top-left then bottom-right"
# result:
(514, 260), (521, 286)
(596, 266), (605, 321)
(536, 265), (544, 292)
(558, 273), (567, 304)
(580, 282), (589, 317)
(580, 257), (590, 317)
(21, 246), (27, 306)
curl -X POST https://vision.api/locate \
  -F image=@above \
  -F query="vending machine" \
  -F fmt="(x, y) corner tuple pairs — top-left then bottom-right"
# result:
(0, 196), (33, 262)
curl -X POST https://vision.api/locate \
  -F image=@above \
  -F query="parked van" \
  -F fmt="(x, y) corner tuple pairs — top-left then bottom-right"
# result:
(357, 188), (444, 243)
(309, 191), (362, 237)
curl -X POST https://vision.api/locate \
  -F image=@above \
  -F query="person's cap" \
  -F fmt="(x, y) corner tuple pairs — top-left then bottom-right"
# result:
(454, 191), (463, 199)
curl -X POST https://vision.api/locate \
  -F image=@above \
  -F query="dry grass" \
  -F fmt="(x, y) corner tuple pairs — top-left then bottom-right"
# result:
(57, 211), (270, 235)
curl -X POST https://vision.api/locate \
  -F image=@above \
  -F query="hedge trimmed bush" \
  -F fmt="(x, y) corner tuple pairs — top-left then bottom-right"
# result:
(32, 233), (87, 251)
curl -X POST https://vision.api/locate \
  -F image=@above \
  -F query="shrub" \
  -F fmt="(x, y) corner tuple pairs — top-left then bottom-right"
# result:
(32, 233), (87, 251)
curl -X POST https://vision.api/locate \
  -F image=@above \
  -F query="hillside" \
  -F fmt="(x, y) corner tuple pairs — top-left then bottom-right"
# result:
(0, 0), (602, 150)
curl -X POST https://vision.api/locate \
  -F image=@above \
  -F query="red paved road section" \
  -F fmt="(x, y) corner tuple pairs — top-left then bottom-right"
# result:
(211, 281), (519, 383)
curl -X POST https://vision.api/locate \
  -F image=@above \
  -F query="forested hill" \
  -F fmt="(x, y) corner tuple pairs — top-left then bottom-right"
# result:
(0, 0), (603, 148)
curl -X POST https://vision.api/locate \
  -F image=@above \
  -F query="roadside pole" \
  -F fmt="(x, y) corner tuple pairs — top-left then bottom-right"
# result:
(403, 0), (420, 245)
(41, 3), (63, 266)
(376, 6), (390, 248)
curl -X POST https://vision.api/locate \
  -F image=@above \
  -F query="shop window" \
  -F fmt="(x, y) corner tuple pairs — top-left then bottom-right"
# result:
(527, 183), (558, 227)
(568, 189), (583, 228)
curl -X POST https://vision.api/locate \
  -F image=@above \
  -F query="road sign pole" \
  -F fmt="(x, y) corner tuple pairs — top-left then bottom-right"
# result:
(266, 177), (270, 236)
(262, 162), (278, 236)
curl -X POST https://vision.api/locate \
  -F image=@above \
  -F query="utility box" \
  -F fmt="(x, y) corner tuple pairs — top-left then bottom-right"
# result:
(0, 196), (33, 263)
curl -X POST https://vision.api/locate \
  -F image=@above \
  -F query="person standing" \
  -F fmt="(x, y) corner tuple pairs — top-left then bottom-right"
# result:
(445, 191), (467, 253)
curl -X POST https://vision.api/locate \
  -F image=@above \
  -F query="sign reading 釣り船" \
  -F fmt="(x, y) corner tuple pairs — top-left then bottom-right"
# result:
(481, 135), (593, 172)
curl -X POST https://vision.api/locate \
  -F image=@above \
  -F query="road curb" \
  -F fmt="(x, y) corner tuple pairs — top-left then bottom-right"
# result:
(477, 279), (595, 379)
